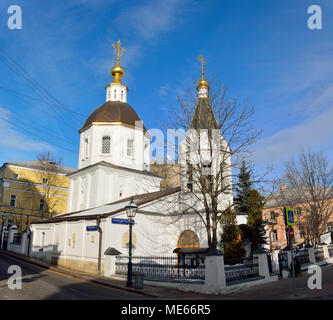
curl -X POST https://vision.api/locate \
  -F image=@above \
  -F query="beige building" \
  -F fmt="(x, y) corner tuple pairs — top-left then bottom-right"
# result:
(0, 161), (74, 232)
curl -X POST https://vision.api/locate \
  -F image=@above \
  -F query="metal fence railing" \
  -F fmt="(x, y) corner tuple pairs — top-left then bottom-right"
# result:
(115, 255), (205, 281)
(224, 256), (259, 283)
(295, 249), (310, 266)
(315, 247), (326, 262)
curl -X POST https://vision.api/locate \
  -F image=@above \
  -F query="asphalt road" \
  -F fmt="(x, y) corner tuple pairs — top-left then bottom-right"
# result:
(0, 253), (146, 300)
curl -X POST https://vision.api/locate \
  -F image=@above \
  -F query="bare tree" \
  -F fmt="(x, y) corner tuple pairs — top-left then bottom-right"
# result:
(283, 150), (333, 247)
(160, 77), (264, 249)
(37, 151), (63, 218)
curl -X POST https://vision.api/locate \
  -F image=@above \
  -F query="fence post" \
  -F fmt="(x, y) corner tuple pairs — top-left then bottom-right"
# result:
(104, 248), (121, 277)
(253, 248), (270, 279)
(308, 247), (316, 264)
(321, 244), (329, 260)
(204, 249), (225, 294)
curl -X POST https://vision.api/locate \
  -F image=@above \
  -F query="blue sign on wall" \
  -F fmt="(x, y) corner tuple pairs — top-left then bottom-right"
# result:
(112, 218), (135, 225)
(86, 226), (98, 231)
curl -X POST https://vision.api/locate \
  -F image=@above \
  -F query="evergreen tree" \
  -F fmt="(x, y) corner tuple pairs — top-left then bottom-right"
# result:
(247, 189), (267, 250)
(220, 209), (245, 258)
(234, 161), (267, 250)
(234, 161), (253, 216)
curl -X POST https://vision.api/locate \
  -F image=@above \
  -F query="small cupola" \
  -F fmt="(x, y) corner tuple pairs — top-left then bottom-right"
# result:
(106, 40), (128, 103)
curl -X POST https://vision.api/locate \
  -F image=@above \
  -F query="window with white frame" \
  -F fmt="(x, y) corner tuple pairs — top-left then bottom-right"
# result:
(10, 194), (16, 207)
(13, 173), (19, 180)
(114, 89), (116, 99)
(43, 178), (49, 185)
(271, 230), (278, 242)
(127, 139), (134, 157)
(102, 136), (111, 154)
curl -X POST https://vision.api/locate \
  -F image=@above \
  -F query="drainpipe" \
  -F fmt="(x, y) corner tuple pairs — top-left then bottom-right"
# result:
(97, 215), (102, 276)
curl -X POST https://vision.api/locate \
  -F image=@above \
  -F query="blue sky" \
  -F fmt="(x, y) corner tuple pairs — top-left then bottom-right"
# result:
(0, 0), (333, 179)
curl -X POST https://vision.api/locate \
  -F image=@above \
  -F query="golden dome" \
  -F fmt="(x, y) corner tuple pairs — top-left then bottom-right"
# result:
(197, 77), (209, 89)
(197, 55), (209, 90)
(111, 64), (125, 84)
(110, 40), (126, 84)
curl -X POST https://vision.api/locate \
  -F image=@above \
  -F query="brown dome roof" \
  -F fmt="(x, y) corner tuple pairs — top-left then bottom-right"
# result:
(80, 101), (146, 132)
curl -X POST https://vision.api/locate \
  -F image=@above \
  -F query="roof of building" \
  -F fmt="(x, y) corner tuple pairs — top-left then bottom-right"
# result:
(264, 186), (333, 209)
(190, 97), (218, 131)
(67, 160), (162, 178)
(3, 161), (75, 175)
(79, 101), (147, 133)
(31, 187), (181, 224)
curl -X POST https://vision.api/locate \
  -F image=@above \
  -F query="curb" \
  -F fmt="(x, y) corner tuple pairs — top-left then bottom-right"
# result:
(0, 250), (158, 298)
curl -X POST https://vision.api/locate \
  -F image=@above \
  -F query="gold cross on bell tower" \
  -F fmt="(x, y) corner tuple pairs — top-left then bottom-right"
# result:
(198, 55), (206, 78)
(112, 40), (125, 65)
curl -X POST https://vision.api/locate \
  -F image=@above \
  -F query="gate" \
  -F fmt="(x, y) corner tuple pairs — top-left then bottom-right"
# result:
(278, 252), (288, 276)
(266, 252), (273, 274)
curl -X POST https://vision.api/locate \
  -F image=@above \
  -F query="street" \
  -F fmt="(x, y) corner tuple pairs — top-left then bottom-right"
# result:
(1, 252), (333, 300)
(0, 253), (146, 300)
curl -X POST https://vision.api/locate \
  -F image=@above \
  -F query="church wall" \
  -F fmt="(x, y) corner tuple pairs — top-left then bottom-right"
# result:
(67, 163), (161, 212)
(30, 193), (211, 275)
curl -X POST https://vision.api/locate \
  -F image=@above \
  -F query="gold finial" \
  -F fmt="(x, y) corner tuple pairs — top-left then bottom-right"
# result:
(111, 40), (125, 84)
(197, 55), (209, 90)
(198, 55), (206, 78)
(112, 40), (125, 65)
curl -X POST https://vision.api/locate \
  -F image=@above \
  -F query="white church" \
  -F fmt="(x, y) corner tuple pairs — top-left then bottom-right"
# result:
(29, 42), (234, 275)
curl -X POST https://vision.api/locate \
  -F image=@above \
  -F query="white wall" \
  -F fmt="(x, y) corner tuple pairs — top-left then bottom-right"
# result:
(78, 124), (150, 172)
(67, 163), (161, 212)
(30, 192), (209, 270)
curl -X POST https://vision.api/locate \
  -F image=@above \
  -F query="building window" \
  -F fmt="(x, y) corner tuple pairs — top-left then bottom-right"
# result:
(40, 198), (46, 211)
(296, 207), (302, 216)
(102, 136), (111, 154)
(127, 139), (134, 157)
(114, 90), (116, 99)
(326, 222), (333, 232)
(13, 173), (19, 180)
(299, 226), (306, 239)
(271, 230), (278, 242)
(43, 178), (48, 185)
(121, 91), (124, 100)
(270, 211), (276, 220)
(10, 195), (16, 207)
(84, 138), (89, 159)
(41, 232), (45, 246)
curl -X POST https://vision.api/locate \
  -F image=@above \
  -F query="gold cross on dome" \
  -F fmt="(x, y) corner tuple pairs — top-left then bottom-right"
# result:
(198, 55), (206, 76)
(112, 40), (125, 64)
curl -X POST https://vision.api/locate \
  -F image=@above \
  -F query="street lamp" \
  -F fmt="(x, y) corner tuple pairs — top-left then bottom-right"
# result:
(125, 197), (137, 288)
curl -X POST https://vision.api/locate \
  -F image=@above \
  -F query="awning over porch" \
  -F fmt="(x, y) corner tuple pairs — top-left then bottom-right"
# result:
(173, 247), (209, 254)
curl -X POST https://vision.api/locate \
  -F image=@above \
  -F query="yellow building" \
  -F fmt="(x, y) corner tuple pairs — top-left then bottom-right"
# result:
(0, 161), (74, 232)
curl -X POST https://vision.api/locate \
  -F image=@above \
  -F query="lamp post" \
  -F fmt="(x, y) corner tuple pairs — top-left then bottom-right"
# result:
(125, 197), (137, 288)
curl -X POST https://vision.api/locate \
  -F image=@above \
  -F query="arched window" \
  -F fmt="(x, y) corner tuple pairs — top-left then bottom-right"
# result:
(84, 138), (89, 158)
(177, 230), (200, 248)
(121, 91), (124, 100)
(114, 89), (117, 99)
(102, 136), (111, 154)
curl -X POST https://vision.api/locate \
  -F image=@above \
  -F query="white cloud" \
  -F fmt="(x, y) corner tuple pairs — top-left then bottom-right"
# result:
(253, 104), (333, 165)
(0, 106), (53, 153)
(116, 0), (190, 40)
